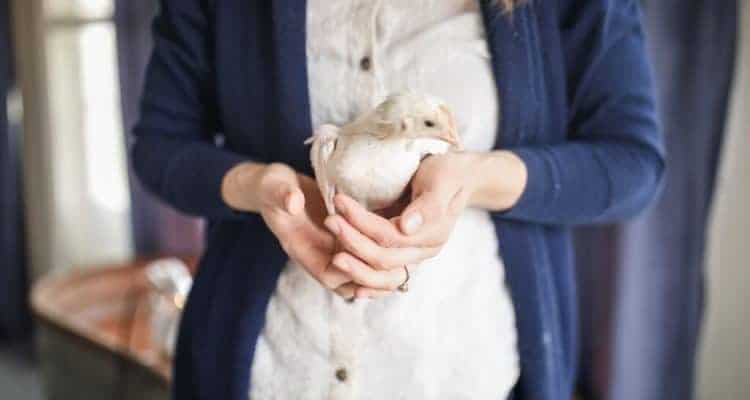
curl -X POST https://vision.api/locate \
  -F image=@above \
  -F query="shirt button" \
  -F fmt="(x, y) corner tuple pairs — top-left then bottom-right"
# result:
(335, 368), (348, 382)
(359, 56), (372, 71)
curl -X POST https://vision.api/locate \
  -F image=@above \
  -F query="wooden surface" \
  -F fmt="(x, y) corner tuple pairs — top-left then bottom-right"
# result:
(30, 257), (197, 385)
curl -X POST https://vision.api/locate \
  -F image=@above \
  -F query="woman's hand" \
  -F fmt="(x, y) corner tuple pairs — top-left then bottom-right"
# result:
(324, 151), (527, 299)
(222, 162), (358, 298)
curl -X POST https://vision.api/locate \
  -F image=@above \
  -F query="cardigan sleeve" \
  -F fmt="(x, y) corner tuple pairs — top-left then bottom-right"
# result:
(130, 0), (251, 220)
(502, 0), (665, 225)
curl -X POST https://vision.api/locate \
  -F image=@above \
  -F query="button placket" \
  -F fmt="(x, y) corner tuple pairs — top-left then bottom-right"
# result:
(329, 296), (364, 399)
(352, 0), (384, 112)
(328, 3), (382, 399)
(359, 56), (372, 71)
(362, 0), (381, 74)
(335, 368), (348, 382)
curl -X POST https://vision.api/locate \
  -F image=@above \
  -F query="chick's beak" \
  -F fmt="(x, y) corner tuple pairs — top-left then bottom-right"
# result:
(437, 129), (460, 148)
(438, 105), (462, 149)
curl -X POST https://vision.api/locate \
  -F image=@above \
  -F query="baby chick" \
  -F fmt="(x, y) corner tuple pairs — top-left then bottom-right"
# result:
(306, 92), (461, 214)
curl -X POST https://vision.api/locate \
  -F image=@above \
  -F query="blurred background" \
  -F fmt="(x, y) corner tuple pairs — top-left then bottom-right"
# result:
(0, 0), (747, 399)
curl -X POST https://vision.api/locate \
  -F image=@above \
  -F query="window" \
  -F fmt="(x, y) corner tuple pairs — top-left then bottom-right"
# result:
(15, 0), (133, 275)
(45, 0), (129, 212)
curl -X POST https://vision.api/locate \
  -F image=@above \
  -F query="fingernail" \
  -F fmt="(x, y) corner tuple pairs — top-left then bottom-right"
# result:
(334, 262), (350, 272)
(403, 212), (423, 234)
(285, 190), (303, 215)
(325, 217), (340, 235)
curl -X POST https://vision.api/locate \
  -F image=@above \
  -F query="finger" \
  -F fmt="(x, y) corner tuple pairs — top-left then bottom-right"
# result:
(400, 187), (451, 235)
(287, 243), (351, 292)
(331, 252), (406, 291)
(284, 186), (305, 215)
(398, 188), (467, 247)
(284, 227), (336, 276)
(284, 239), (326, 274)
(334, 283), (359, 300)
(325, 215), (438, 270)
(291, 218), (335, 253)
(318, 265), (356, 291)
(307, 221), (336, 250)
(270, 181), (305, 215)
(334, 194), (415, 248)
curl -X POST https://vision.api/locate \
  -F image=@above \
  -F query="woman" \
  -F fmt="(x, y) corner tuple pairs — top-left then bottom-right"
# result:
(131, 0), (664, 399)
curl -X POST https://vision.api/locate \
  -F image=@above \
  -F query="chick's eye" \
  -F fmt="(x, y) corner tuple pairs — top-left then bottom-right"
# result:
(424, 120), (435, 128)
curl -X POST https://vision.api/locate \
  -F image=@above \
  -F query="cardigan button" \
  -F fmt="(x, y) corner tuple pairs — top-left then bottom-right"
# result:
(335, 368), (348, 382)
(359, 56), (372, 71)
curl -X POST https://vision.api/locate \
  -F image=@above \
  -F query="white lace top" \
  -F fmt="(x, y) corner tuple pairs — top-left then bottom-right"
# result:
(250, 1), (519, 399)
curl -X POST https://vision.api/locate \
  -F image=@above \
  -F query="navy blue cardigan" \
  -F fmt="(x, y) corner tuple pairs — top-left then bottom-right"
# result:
(131, 1), (664, 399)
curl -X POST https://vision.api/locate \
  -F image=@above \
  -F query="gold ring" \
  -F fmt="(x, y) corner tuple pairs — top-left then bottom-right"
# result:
(398, 266), (410, 292)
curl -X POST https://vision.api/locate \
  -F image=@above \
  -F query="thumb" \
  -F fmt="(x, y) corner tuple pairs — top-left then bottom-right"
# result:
(399, 189), (449, 235)
(273, 182), (305, 216)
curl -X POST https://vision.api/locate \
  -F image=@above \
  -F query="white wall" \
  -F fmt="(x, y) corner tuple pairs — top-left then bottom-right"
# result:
(698, 2), (750, 398)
